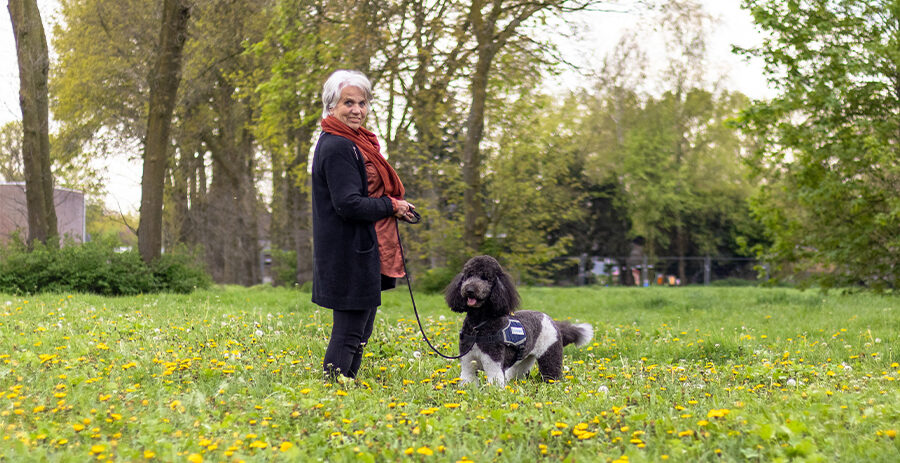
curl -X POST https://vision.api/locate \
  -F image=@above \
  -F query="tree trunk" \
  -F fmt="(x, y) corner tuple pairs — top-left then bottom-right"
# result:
(461, 46), (492, 252)
(201, 79), (260, 286)
(290, 129), (315, 285)
(138, 0), (190, 263)
(8, 0), (57, 246)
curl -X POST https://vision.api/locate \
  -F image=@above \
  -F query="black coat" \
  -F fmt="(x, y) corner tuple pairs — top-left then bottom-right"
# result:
(311, 133), (395, 310)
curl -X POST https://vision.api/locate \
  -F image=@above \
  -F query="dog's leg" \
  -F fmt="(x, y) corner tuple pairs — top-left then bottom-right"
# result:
(536, 342), (564, 382)
(459, 354), (479, 385)
(482, 358), (506, 386)
(509, 357), (536, 382)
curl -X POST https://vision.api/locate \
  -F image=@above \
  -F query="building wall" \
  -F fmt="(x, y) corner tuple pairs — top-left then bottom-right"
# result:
(0, 183), (86, 244)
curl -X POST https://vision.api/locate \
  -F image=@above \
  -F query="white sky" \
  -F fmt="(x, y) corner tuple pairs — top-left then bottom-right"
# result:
(1, 1), (770, 213)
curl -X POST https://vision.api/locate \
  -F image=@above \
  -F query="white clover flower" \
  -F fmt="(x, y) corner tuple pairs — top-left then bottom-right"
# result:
(597, 385), (609, 394)
(786, 378), (797, 387)
(255, 329), (264, 337)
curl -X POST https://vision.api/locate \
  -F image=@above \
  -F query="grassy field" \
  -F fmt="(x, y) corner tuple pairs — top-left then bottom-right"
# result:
(1, 285), (898, 462)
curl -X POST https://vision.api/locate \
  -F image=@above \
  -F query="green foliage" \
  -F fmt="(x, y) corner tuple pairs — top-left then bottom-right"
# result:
(0, 237), (210, 295)
(0, 120), (24, 182)
(85, 201), (137, 247)
(1, 286), (899, 461)
(414, 266), (457, 294)
(269, 248), (297, 287)
(481, 93), (585, 281)
(149, 246), (212, 294)
(738, 0), (900, 290)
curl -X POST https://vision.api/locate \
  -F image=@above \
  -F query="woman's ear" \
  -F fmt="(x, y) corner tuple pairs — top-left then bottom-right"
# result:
(489, 271), (520, 314)
(444, 273), (467, 312)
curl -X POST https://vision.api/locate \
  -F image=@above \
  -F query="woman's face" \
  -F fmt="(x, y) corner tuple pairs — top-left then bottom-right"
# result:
(330, 85), (368, 130)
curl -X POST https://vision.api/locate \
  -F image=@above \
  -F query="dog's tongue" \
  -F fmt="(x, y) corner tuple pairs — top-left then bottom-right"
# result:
(467, 298), (477, 307)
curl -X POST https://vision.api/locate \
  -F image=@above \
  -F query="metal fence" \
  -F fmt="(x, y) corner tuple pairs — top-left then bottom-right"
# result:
(557, 254), (766, 286)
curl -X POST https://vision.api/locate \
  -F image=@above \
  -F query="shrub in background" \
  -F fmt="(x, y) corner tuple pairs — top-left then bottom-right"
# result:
(269, 248), (298, 287)
(150, 245), (212, 293)
(415, 266), (457, 294)
(0, 236), (211, 295)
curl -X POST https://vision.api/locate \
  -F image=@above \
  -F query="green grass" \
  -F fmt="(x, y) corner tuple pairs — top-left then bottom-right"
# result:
(1, 286), (898, 462)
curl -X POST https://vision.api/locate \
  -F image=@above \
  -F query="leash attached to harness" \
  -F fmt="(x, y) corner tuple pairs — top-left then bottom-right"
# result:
(395, 212), (470, 360)
(396, 212), (528, 361)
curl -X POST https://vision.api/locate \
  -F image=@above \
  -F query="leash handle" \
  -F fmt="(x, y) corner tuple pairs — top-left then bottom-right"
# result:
(395, 217), (468, 360)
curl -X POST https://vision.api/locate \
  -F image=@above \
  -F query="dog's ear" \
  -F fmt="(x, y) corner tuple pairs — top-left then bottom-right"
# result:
(444, 272), (468, 312)
(490, 270), (520, 314)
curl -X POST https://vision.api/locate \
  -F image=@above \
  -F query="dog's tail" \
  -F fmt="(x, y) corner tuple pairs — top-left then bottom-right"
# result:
(555, 321), (593, 348)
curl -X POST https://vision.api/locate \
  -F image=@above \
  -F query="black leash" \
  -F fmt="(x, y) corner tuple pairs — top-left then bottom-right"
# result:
(396, 211), (470, 360)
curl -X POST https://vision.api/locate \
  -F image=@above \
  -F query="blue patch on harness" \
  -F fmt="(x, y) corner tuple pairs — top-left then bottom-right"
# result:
(502, 319), (527, 347)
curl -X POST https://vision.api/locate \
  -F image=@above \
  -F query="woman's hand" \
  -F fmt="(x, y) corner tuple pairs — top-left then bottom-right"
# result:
(393, 199), (415, 219)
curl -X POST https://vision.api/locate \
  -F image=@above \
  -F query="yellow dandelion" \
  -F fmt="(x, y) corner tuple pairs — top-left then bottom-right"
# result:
(697, 420), (710, 426)
(707, 409), (730, 418)
(187, 453), (203, 463)
(33, 405), (45, 413)
(72, 423), (85, 432)
(885, 429), (897, 439)
(444, 403), (460, 408)
(280, 441), (294, 452)
(555, 422), (568, 429)
(169, 400), (181, 409)
(404, 448), (414, 455)
(678, 430), (694, 437)
(144, 450), (156, 459)
(249, 440), (267, 449)
(90, 444), (105, 454)
(417, 447), (434, 456)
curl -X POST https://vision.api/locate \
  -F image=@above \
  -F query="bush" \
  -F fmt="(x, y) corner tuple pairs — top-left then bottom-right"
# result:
(415, 266), (457, 294)
(270, 248), (298, 286)
(0, 237), (211, 295)
(150, 247), (212, 293)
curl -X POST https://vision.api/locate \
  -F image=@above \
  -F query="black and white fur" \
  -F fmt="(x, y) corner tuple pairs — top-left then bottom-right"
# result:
(445, 255), (593, 386)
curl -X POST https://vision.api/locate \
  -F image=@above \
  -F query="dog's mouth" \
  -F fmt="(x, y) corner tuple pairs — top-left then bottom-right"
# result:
(467, 297), (480, 307)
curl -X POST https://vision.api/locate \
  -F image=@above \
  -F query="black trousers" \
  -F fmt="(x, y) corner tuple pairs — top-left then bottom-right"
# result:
(323, 307), (377, 379)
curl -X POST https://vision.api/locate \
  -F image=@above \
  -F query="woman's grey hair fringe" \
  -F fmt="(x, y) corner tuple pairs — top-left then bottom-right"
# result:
(321, 70), (373, 119)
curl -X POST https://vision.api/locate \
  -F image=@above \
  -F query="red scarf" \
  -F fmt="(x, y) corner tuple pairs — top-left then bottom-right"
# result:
(321, 116), (404, 198)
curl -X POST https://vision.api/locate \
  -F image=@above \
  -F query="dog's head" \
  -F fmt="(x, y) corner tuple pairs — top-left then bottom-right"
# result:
(445, 255), (520, 316)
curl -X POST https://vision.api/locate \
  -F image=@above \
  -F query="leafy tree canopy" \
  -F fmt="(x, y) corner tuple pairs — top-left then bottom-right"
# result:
(738, 0), (900, 290)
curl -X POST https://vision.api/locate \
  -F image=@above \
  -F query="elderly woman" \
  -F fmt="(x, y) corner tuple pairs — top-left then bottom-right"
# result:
(312, 69), (414, 380)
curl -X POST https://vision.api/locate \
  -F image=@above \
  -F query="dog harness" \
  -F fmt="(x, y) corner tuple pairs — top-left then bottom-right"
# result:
(462, 318), (527, 362)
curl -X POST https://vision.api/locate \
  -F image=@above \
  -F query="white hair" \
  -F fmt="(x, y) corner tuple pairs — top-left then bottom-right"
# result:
(321, 70), (373, 119)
